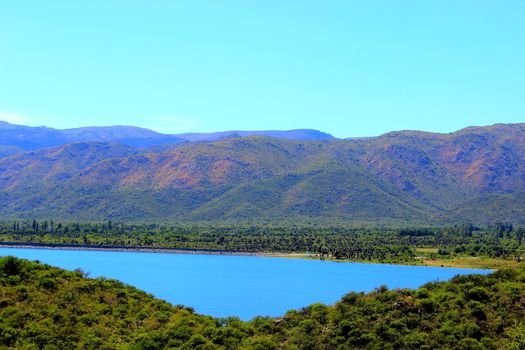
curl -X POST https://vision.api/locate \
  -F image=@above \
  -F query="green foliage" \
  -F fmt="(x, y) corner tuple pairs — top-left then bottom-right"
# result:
(0, 256), (21, 276)
(1, 221), (524, 265)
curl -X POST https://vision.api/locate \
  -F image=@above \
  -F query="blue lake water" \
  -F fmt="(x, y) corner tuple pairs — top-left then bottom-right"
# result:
(0, 248), (490, 320)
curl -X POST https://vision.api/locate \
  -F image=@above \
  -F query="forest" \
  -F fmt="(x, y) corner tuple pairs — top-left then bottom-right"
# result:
(1, 221), (524, 266)
(1, 256), (525, 349)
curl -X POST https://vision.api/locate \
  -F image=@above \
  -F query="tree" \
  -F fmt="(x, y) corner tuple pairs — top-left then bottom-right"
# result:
(0, 256), (21, 276)
(516, 228), (525, 245)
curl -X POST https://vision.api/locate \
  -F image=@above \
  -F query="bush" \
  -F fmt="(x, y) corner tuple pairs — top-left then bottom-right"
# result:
(0, 256), (21, 276)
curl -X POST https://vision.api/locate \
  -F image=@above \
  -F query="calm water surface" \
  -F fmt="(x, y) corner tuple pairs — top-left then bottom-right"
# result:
(0, 248), (490, 320)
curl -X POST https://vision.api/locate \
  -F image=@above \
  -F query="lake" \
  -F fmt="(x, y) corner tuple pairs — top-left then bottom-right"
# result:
(0, 247), (490, 320)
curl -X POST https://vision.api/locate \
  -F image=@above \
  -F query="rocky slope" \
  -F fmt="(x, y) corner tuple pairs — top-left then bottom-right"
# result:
(0, 123), (523, 223)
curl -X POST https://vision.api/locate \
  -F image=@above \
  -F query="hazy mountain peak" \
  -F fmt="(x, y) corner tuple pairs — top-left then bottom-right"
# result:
(63, 125), (163, 138)
(0, 122), (336, 153)
(176, 129), (335, 142)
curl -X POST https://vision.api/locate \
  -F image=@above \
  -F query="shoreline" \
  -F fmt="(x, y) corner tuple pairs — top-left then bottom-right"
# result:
(0, 242), (307, 258)
(0, 242), (505, 269)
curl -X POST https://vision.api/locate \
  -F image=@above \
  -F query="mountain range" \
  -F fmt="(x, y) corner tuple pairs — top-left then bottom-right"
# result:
(0, 121), (524, 224)
(0, 121), (333, 156)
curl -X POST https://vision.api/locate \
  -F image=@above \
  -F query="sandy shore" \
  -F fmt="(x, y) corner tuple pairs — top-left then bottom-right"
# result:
(0, 242), (501, 269)
(0, 241), (305, 258)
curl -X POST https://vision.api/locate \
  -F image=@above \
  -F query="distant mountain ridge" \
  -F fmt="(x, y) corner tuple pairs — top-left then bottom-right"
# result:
(176, 129), (334, 142)
(0, 121), (335, 156)
(0, 122), (524, 224)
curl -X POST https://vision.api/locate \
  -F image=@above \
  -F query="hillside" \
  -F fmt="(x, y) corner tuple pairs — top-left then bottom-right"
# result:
(0, 123), (524, 223)
(1, 256), (525, 349)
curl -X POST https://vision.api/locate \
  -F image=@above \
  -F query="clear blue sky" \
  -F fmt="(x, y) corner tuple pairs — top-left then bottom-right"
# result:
(0, 1), (523, 137)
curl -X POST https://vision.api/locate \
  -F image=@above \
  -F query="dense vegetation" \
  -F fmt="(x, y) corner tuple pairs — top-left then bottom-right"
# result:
(1, 221), (524, 266)
(1, 256), (525, 349)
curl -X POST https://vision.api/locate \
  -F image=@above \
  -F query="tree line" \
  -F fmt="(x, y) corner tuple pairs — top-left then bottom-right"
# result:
(1, 221), (524, 264)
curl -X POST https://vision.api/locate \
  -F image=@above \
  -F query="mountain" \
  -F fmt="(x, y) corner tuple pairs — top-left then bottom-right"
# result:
(0, 142), (137, 194)
(0, 122), (524, 224)
(176, 129), (335, 142)
(61, 126), (185, 148)
(0, 122), (335, 153)
(0, 122), (184, 150)
(0, 121), (67, 152)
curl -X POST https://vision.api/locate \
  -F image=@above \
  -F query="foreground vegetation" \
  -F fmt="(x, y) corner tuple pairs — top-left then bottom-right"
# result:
(1, 221), (524, 268)
(1, 256), (525, 349)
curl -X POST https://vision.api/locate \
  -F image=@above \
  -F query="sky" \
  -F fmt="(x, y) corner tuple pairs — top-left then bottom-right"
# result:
(0, 1), (523, 138)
